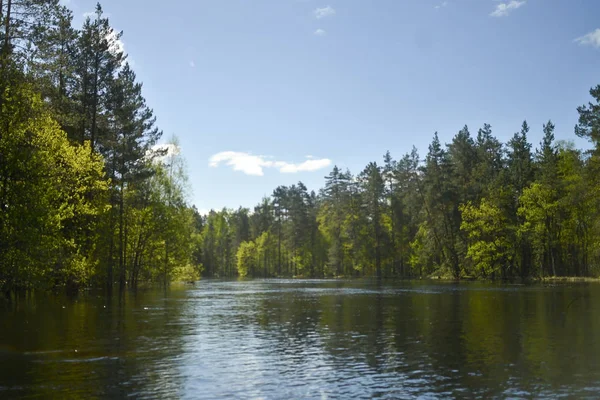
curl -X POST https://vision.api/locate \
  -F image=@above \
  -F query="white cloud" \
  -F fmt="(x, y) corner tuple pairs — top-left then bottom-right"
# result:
(189, 60), (196, 67)
(314, 28), (326, 36)
(575, 28), (600, 49)
(209, 152), (267, 176)
(490, 1), (525, 17)
(434, 1), (448, 9)
(83, 10), (112, 19)
(276, 159), (332, 173)
(315, 6), (335, 19)
(209, 151), (332, 176)
(148, 143), (181, 163)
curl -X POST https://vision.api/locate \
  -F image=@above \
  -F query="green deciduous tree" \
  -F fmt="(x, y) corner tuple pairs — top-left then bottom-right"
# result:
(0, 84), (107, 294)
(461, 198), (512, 279)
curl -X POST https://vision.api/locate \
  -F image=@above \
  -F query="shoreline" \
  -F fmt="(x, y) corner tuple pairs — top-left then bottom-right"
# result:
(177, 275), (600, 284)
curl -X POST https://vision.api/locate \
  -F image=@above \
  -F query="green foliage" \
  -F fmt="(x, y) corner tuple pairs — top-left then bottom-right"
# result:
(173, 263), (200, 283)
(575, 85), (600, 149)
(461, 198), (512, 278)
(518, 183), (558, 276)
(0, 84), (108, 291)
(236, 241), (257, 277)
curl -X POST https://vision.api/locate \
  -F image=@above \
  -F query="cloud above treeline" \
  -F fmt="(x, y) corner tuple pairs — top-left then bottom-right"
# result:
(209, 151), (332, 176)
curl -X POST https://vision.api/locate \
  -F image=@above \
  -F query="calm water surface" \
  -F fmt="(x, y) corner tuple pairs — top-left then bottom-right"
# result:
(1, 280), (600, 399)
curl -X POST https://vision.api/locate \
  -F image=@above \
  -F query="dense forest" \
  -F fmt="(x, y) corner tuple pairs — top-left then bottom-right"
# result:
(0, 1), (200, 295)
(2, 2), (600, 297)
(201, 94), (600, 281)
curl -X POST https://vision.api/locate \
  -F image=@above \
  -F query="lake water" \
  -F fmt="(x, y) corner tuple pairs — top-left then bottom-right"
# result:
(1, 280), (600, 399)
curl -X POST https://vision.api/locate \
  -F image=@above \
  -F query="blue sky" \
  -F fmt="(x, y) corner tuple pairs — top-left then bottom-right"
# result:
(66, 0), (600, 213)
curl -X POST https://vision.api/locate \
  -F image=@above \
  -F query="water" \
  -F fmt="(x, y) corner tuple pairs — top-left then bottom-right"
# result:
(1, 280), (600, 399)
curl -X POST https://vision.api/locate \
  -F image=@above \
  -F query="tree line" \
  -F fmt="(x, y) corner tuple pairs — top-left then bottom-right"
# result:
(0, 1), (200, 296)
(197, 89), (600, 281)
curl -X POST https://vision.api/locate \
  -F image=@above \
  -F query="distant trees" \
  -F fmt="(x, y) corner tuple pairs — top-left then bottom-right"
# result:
(191, 85), (600, 281)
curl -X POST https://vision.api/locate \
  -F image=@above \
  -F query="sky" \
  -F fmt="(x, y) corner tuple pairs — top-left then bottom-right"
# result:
(64, 0), (600, 213)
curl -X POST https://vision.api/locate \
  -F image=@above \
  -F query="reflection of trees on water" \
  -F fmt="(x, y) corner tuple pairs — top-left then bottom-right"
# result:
(0, 288), (190, 398)
(248, 281), (600, 397)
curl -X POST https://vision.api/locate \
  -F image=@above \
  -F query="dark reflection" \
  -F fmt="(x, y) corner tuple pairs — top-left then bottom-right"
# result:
(0, 288), (189, 399)
(1, 280), (600, 398)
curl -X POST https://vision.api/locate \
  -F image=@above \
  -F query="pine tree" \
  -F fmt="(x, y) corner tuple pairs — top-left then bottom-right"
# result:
(575, 85), (600, 151)
(73, 3), (124, 151)
(106, 62), (161, 289)
(474, 123), (503, 198)
(359, 162), (386, 278)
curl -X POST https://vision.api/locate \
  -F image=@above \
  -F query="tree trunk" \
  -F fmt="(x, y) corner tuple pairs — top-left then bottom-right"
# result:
(80, 53), (89, 145)
(107, 208), (115, 290)
(550, 245), (556, 277)
(118, 180), (125, 289)
(90, 51), (99, 152)
(263, 247), (267, 277)
(277, 221), (281, 276)
(0, 0), (4, 36)
(0, 0), (11, 108)
(164, 240), (169, 287)
(390, 185), (396, 277)
(3, 0), (10, 60)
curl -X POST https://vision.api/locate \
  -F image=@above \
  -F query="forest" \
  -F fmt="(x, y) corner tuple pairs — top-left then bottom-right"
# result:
(2, 1), (600, 297)
(205, 113), (600, 281)
(0, 1), (199, 295)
